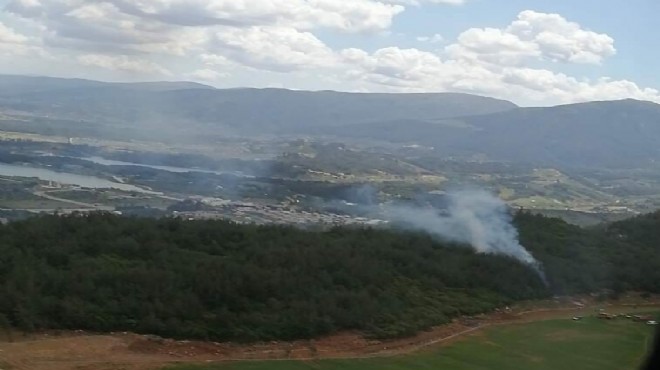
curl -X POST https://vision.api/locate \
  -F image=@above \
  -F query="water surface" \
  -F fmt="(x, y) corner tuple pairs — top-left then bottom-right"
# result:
(0, 162), (157, 194)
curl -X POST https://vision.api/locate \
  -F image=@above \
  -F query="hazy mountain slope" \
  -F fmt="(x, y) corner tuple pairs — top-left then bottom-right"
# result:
(0, 75), (107, 96)
(311, 119), (472, 144)
(457, 99), (660, 167)
(110, 81), (216, 91)
(187, 89), (517, 130)
(0, 75), (214, 95)
(329, 99), (660, 168)
(5, 75), (660, 169)
(0, 75), (517, 134)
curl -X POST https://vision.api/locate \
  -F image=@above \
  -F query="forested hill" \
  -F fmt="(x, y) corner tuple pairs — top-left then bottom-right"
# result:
(0, 212), (658, 342)
(515, 211), (660, 294)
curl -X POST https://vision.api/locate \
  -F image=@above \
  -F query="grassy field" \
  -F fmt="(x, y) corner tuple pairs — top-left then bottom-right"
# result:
(166, 316), (657, 370)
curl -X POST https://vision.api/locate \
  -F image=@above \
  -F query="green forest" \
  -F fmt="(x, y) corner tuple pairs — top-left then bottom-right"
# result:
(0, 211), (658, 342)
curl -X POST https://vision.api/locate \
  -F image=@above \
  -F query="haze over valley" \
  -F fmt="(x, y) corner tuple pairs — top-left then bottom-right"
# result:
(1, 75), (659, 226)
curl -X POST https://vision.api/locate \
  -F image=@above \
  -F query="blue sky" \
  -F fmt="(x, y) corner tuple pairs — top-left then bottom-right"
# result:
(0, 0), (658, 106)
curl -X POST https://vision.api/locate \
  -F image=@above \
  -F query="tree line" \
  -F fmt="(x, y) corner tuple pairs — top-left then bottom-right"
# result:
(0, 211), (657, 342)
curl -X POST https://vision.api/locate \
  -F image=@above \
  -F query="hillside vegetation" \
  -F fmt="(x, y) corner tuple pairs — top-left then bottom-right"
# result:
(0, 212), (658, 342)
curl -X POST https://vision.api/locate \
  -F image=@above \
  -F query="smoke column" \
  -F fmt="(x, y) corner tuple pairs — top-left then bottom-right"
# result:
(379, 190), (546, 281)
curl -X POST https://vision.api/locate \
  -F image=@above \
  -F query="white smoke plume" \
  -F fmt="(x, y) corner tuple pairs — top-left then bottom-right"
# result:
(350, 189), (546, 281)
(383, 191), (537, 264)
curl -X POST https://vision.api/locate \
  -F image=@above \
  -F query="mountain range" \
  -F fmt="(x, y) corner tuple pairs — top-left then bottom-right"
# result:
(1, 74), (660, 168)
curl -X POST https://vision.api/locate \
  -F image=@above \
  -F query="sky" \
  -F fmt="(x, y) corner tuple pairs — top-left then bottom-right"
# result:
(0, 0), (659, 106)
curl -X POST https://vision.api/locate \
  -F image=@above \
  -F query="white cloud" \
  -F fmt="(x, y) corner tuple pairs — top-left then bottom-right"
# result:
(448, 10), (615, 66)
(209, 26), (336, 72)
(77, 54), (172, 75)
(185, 68), (230, 82)
(7, 1), (208, 55)
(0, 20), (47, 56)
(385, 0), (467, 5)
(341, 45), (660, 104)
(341, 47), (452, 89)
(500, 68), (660, 103)
(416, 33), (444, 43)
(0, 22), (28, 44)
(332, 10), (642, 105)
(6, 0), (406, 36)
(119, 0), (405, 32)
(447, 27), (540, 66)
(200, 53), (232, 66)
(508, 10), (616, 64)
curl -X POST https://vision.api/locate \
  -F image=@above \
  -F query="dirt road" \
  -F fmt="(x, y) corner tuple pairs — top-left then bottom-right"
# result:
(1, 299), (658, 370)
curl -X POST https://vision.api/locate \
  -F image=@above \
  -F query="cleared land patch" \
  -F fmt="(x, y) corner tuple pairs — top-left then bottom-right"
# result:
(167, 316), (657, 370)
(0, 304), (656, 370)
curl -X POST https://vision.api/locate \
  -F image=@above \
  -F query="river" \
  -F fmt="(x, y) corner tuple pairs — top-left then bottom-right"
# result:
(80, 156), (251, 178)
(0, 162), (158, 194)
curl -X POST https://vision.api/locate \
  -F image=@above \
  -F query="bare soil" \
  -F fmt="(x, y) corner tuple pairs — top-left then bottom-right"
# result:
(1, 296), (658, 370)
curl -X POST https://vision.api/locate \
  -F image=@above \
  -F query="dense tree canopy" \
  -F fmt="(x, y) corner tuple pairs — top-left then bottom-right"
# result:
(516, 211), (660, 294)
(0, 211), (658, 342)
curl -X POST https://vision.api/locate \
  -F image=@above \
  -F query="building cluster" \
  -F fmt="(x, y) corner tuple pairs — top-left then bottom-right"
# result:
(174, 198), (386, 227)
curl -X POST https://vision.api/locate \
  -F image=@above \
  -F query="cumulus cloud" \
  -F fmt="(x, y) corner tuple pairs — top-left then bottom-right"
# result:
(199, 53), (231, 66)
(0, 19), (47, 56)
(6, 0), (405, 35)
(343, 45), (660, 104)
(341, 47), (453, 89)
(447, 27), (539, 66)
(209, 26), (336, 72)
(448, 10), (616, 66)
(509, 10), (616, 64)
(6, 0), (208, 55)
(500, 68), (660, 103)
(0, 22), (28, 44)
(2, 0), (404, 67)
(340, 10), (654, 105)
(115, 0), (405, 32)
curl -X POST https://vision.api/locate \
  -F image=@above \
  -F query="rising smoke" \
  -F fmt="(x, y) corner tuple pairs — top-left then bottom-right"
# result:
(387, 191), (533, 260)
(338, 188), (546, 281)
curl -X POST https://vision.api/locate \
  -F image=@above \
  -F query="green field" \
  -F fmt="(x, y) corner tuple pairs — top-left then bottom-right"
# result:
(166, 317), (657, 370)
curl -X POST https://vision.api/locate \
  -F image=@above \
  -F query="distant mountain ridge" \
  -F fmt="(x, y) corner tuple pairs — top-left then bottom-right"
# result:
(2, 75), (660, 168)
(325, 98), (660, 167)
(0, 74), (517, 132)
(0, 75), (215, 95)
